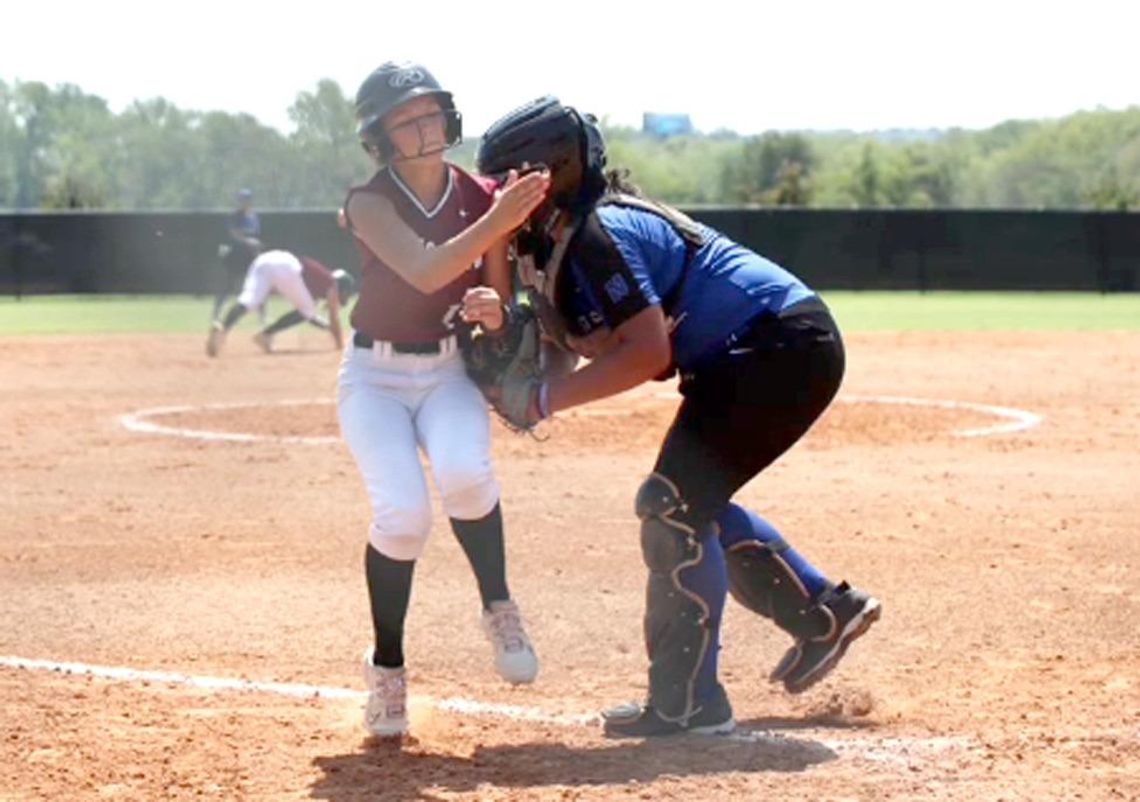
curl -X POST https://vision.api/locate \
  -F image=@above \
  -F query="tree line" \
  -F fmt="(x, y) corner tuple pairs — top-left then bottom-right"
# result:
(2, 78), (1138, 212)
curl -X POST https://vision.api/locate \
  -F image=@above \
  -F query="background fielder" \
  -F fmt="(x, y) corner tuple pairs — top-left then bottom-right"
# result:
(206, 249), (355, 356)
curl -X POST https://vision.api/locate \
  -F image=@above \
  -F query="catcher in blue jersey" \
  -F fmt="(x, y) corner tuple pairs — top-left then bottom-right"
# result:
(476, 97), (882, 738)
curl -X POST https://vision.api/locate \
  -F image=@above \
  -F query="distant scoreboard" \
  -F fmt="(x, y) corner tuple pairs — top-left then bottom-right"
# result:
(642, 113), (694, 138)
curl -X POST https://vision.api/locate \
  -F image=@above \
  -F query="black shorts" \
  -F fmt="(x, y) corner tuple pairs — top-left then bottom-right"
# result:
(654, 299), (845, 529)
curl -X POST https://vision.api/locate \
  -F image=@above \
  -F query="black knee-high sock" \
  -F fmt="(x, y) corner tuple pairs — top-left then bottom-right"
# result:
(220, 302), (248, 331)
(365, 544), (415, 668)
(263, 309), (306, 336)
(450, 502), (509, 609)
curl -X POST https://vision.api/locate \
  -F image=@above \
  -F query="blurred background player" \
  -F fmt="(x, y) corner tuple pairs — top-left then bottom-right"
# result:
(337, 61), (550, 738)
(477, 96), (881, 737)
(212, 188), (265, 323)
(206, 248), (355, 356)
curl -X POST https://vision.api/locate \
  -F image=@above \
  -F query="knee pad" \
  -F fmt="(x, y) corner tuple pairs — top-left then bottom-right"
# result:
(368, 505), (432, 561)
(439, 473), (500, 522)
(636, 473), (697, 573)
(725, 539), (834, 640)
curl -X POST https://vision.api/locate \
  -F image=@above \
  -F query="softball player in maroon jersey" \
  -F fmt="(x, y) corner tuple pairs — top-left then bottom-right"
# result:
(337, 62), (550, 737)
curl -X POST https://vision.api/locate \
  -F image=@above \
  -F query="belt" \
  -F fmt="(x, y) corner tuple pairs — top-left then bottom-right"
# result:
(718, 296), (833, 353)
(353, 331), (456, 355)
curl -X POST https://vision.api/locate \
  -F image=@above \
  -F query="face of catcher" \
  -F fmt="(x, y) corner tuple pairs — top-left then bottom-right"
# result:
(383, 96), (448, 163)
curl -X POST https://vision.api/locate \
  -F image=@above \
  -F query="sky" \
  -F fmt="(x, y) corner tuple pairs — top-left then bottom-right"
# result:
(3, 0), (1137, 137)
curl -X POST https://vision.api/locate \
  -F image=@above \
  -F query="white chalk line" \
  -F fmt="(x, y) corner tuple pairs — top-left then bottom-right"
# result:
(118, 395), (1042, 444)
(0, 655), (592, 727)
(118, 398), (340, 445)
(1, 654), (971, 765)
(844, 394), (1043, 438)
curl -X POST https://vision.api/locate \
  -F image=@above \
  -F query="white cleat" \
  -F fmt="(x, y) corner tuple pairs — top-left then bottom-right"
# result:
(252, 331), (274, 353)
(361, 649), (408, 737)
(205, 322), (225, 357)
(481, 599), (538, 684)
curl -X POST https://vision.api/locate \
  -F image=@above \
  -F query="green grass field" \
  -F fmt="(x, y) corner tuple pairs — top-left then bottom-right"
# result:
(0, 292), (1137, 336)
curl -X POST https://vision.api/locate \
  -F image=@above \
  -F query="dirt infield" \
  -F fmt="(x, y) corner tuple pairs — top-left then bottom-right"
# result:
(2, 330), (1138, 801)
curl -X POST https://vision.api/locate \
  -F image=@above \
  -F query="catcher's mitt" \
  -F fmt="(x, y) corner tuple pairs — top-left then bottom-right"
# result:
(462, 305), (543, 432)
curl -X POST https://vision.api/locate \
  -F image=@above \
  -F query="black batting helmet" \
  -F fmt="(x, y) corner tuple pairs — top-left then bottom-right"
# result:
(476, 96), (607, 214)
(355, 62), (462, 161)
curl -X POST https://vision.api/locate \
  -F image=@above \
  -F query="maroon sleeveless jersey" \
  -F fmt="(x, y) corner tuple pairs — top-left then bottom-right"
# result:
(345, 164), (496, 341)
(299, 256), (334, 297)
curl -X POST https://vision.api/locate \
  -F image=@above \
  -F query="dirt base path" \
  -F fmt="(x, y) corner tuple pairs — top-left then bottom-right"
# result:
(2, 331), (1138, 800)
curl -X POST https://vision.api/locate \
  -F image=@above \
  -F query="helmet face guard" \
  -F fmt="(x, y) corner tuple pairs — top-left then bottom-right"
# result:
(361, 108), (462, 162)
(355, 62), (463, 162)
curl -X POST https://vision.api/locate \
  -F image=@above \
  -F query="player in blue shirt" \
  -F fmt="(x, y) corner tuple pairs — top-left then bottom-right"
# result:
(212, 188), (264, 322)
(478, 97), (882, 738)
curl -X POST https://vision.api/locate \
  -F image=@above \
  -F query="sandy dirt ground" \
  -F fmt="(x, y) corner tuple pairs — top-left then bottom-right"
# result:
(2, 328), (1138, 801)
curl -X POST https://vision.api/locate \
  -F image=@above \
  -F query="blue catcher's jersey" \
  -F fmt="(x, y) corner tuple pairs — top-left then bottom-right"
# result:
(556, 203), (816, 370)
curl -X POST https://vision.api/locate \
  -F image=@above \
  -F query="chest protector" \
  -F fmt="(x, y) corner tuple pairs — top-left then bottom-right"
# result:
(518, 193), (709, 349)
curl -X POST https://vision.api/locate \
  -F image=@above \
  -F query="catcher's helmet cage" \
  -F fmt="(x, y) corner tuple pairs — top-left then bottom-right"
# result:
(476, 96), (607, 214)
(355, 62), (462, 161)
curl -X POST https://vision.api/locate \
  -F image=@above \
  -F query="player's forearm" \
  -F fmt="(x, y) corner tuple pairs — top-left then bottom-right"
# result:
(411, 215), (506, 294)
(327, 292), (344, 348)
(546, 339), (670, 414)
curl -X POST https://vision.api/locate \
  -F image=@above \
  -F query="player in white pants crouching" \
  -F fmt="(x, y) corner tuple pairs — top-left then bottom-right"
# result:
(206, 249), (355, 357)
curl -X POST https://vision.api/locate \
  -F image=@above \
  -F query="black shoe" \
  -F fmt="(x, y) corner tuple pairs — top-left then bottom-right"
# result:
(770, 581), (882, 694)
(602, 690), (735, 738)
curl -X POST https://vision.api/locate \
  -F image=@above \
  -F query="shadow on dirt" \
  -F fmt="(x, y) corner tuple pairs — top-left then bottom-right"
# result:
(310, 729), (837, 800)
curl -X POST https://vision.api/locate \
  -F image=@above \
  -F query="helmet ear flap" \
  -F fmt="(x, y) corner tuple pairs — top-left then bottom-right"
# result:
(574, 111), (608, 208)
(443, 108), (463, 148)
(359, 121), (395, 162)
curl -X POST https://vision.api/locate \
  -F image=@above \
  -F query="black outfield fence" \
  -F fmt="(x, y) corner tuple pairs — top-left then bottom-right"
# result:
(1, 208), (1138, 296)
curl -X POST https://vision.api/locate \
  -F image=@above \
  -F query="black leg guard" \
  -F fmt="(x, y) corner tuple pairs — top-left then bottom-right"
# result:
(637, 474), (717, 724)
(724, 539), (835, 640)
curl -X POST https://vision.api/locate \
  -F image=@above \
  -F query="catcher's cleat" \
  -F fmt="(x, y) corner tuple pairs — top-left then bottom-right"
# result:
(252, 331), (274, 354)
(770, 582), (882, 694)
(481, 600), (538, 684)
(602, 687), (735, 738)
(361, 649), (408, 737)
(205, 321), (225, 358)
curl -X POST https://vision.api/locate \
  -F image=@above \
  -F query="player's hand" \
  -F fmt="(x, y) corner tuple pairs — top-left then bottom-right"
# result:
(489, 169), (550, 234)
(460, 286), (505, 332)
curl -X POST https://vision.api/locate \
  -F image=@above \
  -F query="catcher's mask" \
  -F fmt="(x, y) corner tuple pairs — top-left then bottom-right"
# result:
(477, 96), (606, 265)
(355, 62), (462, 163)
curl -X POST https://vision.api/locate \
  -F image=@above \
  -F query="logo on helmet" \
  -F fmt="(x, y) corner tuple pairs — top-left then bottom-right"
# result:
(388, 68), (426, 89)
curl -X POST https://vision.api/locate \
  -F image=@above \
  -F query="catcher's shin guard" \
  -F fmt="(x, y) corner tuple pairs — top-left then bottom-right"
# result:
(636, 473), (727, 724)
(724, 537), (836, 641)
